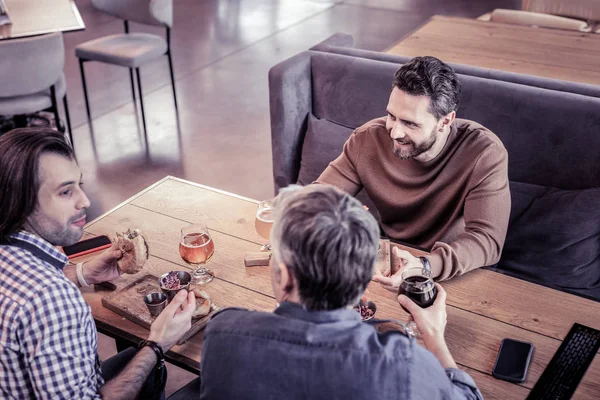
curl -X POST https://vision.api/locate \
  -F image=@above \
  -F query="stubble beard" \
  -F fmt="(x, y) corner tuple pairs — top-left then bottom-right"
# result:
(392, 127), (438, 160)
(27, 210), (86, 247)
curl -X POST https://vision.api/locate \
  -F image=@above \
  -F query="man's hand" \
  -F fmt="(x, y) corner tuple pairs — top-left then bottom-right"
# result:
(373, 247), (422, 292)
(148, 290), (196, 351)
(397, 283), (457, 369)
(398, 283), (447, 344)
(83, 242), (123, 285)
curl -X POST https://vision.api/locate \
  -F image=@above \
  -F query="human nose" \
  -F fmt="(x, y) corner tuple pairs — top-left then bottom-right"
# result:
(390, 122), (405, 140)
(76, 188), (91, 210)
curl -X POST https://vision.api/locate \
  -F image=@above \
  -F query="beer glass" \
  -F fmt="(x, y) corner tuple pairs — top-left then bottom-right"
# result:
(179, 223), (215, 284)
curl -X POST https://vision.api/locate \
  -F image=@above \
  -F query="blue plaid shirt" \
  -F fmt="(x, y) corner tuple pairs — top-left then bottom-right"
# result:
(0, 231), (103, 399)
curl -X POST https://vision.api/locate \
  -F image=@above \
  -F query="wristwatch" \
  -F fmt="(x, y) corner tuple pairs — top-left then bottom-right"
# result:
(418, 256), (431, 272)
(138, 340), (165, 369)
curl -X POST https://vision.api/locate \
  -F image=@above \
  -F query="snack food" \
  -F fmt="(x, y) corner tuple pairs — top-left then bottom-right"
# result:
(116, 229), (149, 274)
(354, 303), (375, 320)
(161, 271), (183, 290)
(192, 287), (212, 319)
(353, 297), (376, 321)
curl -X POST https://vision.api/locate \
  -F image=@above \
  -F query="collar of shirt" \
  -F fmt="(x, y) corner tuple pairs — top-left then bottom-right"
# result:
(6, 231), (68, 271)
(274, 301), (361, 324)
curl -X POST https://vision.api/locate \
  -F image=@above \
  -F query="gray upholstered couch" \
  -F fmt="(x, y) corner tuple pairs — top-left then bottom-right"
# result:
(268, 35), (600, 301)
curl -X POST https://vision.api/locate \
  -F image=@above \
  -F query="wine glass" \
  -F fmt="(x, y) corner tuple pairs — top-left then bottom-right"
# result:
(179, 223), (215, 284)
(255, 200), (274, 251)
(397, 267), (438, 337)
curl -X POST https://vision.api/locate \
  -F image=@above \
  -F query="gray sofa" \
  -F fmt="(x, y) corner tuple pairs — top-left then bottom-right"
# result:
(268, 40), (600, 301)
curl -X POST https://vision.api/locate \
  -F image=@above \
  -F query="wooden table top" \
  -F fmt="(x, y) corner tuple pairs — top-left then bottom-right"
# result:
(79, 176), (600, 399)
(386, 15), (600, 86)
(0, 0), (84, 40)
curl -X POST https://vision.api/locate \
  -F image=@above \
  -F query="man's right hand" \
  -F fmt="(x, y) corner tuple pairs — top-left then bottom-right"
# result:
(148, 290), (196, 351)
(397, 283), (447, 346)
(397, 283), (457, 369)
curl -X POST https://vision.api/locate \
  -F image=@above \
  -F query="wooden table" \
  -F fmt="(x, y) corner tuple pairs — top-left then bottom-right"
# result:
(0, 0), (84, 40)
(79, 176), (600, 399)
(386, 15), (600, 86)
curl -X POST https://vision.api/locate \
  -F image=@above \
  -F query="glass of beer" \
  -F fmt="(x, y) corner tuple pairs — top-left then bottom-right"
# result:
(397, 267), (438, 337)
(255, 200), (274, 251)
(179, 223), (215, 284)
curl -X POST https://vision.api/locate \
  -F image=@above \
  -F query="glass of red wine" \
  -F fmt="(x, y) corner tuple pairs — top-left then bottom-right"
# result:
(397, 267), (437, 337)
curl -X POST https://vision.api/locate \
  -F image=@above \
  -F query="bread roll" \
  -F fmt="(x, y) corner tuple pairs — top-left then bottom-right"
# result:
(192, 287), (212, 318)
(116, 229), (149, 274)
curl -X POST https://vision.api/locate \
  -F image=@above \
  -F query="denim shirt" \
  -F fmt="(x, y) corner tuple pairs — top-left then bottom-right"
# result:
(200, 302), (483, 400)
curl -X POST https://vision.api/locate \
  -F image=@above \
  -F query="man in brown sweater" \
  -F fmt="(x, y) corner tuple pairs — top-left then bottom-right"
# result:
(317, 56), (510, 289)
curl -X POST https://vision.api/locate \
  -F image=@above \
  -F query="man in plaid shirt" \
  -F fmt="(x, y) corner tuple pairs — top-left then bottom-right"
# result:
(0, 128), (196, 399)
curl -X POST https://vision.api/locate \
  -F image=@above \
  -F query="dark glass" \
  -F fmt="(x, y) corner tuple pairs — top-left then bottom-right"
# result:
(398, 268), (437, 313)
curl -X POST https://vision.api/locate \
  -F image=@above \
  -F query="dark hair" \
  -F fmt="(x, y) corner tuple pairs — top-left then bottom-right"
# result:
(392, 56), (461, 119)
(0, 128), (75, 242)
(271, 185), (380, 311)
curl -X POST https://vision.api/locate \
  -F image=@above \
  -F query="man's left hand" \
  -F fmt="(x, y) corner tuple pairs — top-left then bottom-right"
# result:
(83, 242), (123, 284)
(373, 247), (422, 292)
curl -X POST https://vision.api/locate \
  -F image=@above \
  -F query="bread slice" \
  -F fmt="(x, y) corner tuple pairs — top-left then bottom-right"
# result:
(192, 287), (212, 318)
(116, 229), (149, 274)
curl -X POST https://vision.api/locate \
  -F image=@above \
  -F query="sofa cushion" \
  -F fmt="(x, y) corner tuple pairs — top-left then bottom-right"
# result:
(296, 114), (378, 217)
(499, 181), (600, 299)
(297, 114), (353, 186)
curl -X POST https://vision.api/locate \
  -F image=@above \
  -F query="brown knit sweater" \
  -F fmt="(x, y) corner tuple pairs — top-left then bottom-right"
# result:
(317, 117), (510, 280)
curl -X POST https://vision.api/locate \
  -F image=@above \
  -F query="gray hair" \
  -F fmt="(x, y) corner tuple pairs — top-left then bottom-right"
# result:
(270, 184), (380, 310)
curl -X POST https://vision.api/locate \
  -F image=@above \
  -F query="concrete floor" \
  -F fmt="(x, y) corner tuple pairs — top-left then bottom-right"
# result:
(59, 0), (518, 395)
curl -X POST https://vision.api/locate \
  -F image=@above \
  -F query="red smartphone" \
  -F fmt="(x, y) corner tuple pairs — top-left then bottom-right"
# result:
(62, 235), (112, 259)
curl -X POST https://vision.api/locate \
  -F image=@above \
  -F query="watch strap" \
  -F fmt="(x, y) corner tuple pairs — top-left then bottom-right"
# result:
(139, 340), (165, 369)
(418, 256), (431, 272)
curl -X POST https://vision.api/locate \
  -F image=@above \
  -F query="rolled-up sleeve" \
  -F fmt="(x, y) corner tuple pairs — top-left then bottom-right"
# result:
(444, 368), (484, 400)
(410, 345), (483, 400)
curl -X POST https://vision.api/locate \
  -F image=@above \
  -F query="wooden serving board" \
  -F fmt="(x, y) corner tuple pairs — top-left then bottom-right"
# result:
(101, 274), (214, 345)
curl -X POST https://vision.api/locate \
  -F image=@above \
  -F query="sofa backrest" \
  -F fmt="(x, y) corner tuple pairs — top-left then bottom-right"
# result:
(269, 49), (600, 299)
(309, 51), (600, 190)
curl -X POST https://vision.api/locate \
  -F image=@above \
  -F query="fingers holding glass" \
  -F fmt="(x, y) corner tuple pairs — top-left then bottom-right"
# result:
(397, 267), (438, 337)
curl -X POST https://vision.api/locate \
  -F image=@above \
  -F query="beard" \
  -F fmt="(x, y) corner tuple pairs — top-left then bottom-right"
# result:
(27, 210), (86, 247)
(392, 126), (438, 160)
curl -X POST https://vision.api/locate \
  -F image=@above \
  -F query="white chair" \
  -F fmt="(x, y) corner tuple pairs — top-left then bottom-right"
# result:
(478, 9), (592, 31)
(75, 0), (177, 137)
(0, 32), (73, 144)
(523, 0), (600, 24)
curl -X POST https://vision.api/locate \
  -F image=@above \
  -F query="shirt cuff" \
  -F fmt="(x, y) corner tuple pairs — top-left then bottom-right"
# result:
(445, 368), (483, 397)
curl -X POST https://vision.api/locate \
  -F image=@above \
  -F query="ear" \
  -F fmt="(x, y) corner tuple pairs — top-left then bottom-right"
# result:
(439, 111), (455, 130)
(279, 262), (295, 293)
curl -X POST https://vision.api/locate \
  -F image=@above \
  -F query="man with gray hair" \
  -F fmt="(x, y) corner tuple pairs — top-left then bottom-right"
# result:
(169, 184), (482, 399)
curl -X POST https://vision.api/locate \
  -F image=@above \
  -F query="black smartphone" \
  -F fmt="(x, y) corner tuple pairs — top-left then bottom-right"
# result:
(492, 338), (534, 382)
(62, 235), (112, 259)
